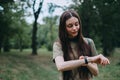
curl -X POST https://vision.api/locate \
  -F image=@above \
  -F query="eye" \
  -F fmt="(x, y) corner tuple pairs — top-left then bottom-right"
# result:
(75, 22), (79, 26)
(67, 24), (73, 28)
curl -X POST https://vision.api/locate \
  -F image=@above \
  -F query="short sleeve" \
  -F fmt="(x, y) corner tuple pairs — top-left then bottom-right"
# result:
(88, 38), (98, 56)
(53, 42), (64, 62)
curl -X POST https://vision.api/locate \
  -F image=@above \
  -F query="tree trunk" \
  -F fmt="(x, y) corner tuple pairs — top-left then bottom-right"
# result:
(3, 38), (10, 52)
(0, 41), (2, 53)
(102, 37), (110, 56)
(31, 0), (44, 55)
(103, 46), (109, 56)
(49, 19), (53, 51)
(31, 19), (37, 55)
(0, 36), (3, 53)
(19, 35), (23, 52)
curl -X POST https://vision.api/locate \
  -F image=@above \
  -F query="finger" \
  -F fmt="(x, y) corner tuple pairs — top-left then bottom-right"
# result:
(101, 59), (104, 65)
(104, 58), (110, 64)
(79, 56), (84, 59)
(103, 60), (107, 65)
(107, 59), (110, 64)
(101, 60), (107, 66)
(102, 59), (109, 65)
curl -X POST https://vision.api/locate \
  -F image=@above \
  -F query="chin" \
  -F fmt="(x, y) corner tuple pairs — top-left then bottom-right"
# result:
(72, 35), (78, 38)
(74, 33), (78, 37)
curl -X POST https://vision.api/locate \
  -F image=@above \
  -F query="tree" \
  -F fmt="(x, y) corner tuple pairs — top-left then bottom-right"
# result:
(0, 0), (14, 52)
(42, 16), (58, 51)
(31, 0), (44, 55)
(93, 0), (120, 56)
(70, 0), (102, 48)
(0, 0), (30, 52)
(70, 0), (120, 56)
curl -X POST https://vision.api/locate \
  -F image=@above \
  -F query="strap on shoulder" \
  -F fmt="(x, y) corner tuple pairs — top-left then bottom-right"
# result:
(87, 39), (91, 46)
(87, 39), (92, 56)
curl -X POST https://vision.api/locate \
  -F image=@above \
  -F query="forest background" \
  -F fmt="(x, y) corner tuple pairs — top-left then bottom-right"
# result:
(0, 0), (120, 80)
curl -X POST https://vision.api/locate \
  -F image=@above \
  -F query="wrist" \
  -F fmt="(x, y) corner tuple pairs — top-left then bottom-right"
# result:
(84, 56), (88, 64)
(87, 57), (93, 63)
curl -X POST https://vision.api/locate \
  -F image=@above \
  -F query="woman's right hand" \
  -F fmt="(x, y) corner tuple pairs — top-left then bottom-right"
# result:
(90, 54), (110, 66)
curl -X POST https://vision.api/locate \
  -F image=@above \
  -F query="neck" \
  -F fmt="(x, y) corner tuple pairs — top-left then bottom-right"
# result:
(68, 36), (78, 42)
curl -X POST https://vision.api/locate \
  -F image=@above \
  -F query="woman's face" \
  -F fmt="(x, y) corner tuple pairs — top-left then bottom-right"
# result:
(66, 17), (80, 38)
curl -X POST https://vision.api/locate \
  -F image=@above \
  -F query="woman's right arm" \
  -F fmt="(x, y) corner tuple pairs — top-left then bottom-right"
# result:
(88, 54), (110, 66)
(53, 42), (88, 71)
(55, 56), (88, 71)
(55, 53), (110, 72)
(53, 41), (110, 72)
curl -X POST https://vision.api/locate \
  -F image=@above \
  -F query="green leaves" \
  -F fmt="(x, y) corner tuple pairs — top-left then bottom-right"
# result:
(70, 0), (120, 56)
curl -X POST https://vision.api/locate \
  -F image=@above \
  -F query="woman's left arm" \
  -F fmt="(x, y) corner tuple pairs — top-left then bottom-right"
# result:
(86, 53), (110, 76)
(87, 63), (99, 76)
(79, 56), (99, 76)
(84, 38), (99, 76)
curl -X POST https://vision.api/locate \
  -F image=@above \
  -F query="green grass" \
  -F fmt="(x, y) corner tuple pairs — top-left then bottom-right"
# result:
(94, 48), (120, 80)
(0, 48), (58, 80)
(0, 48), (120, 80)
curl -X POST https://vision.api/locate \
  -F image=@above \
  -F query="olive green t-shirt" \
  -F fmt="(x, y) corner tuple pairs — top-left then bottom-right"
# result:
(53, 38), (98, 80)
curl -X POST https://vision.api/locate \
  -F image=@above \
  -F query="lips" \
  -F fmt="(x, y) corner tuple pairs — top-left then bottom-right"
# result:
(72, 31), (78, 34)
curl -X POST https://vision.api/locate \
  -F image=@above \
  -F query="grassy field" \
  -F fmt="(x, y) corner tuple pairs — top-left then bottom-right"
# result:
(0, 48), (120, 80)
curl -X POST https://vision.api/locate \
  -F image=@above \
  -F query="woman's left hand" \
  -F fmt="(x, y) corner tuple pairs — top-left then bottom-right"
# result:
(79, 56), (88, 66)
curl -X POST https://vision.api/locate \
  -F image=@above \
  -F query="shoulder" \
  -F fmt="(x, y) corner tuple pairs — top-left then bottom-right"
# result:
(84, 37), (98, 56)
(83, 37), (94, 44)
(53, 38), (63, 62)
(53, 38), (62, 48)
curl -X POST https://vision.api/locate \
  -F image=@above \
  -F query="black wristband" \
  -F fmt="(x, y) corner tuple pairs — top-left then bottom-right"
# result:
(84, 57), (88, 64)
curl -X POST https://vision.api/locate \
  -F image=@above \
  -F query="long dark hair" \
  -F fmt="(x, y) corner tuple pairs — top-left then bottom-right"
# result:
(59, 10), (93, 80)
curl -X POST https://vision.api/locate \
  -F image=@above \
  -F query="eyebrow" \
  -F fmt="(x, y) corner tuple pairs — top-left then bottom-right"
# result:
(66, 21), (79, 27)
(67, 21), (79, 24)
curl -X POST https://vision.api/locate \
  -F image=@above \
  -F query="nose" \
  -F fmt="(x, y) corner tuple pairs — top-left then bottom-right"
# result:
(72, 25), (77, 30)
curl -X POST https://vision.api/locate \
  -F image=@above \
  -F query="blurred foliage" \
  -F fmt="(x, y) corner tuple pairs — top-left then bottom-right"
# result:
(0, 0), (31, 52)
(0, 1), (16, 52)
(0, 0), (120, 56)
(70, 0), (120, 56)
(38, 15), (58, 51)
(0, 0), (14, 3)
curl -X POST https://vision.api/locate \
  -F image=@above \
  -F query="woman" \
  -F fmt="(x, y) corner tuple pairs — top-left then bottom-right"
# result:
(53, 10), (110, 80)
